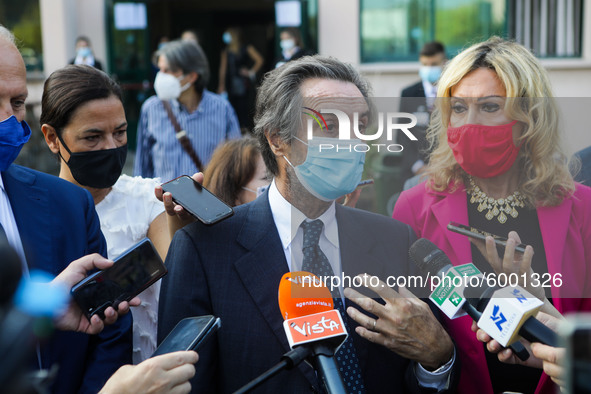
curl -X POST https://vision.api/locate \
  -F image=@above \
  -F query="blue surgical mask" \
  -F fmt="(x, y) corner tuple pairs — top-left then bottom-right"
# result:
(223, 32), (232, 45)
(419, 66), (442, 84)
(284, 136), (365, 201)
(242, 184), (270, 198)
(77, 47), (92, 58)
(0, 115), (31, 171)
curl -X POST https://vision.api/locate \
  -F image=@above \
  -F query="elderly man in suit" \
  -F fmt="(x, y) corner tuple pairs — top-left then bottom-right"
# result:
(0, 25), (132, 393)
(159, 55), (458, 393)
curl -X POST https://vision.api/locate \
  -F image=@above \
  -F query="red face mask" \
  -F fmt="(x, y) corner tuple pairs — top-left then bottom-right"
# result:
(447, 120), (520, 178)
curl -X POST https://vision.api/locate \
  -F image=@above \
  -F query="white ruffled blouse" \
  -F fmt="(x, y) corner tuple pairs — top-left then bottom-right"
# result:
(95, 174), (165, 364)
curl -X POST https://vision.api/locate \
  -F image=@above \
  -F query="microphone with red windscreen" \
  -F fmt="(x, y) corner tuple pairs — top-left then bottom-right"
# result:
(234, 272), (347, 394)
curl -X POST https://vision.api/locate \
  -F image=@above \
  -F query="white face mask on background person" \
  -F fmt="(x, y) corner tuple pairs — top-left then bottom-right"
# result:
(153, 71), (191, 101)
(280, 39), (296, 51)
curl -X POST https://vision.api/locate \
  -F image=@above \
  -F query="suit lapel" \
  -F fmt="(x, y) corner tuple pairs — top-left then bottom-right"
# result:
(430, 186), (472, 264)
(232, 193), (319, 387)
(2, 165), (53, 271)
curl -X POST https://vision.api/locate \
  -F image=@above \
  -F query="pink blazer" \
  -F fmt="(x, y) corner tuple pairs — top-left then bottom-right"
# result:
(394, 181), (591, 394)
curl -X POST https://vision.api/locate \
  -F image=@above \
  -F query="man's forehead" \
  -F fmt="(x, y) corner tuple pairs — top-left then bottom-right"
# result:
(0, 40), (27, 80)
(300, 78), (368, 114)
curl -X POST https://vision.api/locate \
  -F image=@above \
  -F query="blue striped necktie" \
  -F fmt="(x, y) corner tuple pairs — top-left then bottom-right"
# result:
(300, 219), (365, 394)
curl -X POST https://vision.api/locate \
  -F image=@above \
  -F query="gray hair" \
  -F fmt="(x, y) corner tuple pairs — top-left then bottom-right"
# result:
(156, 39), (210, 94)
(0, 25), (16, 46)
(253, 55), (371, 176)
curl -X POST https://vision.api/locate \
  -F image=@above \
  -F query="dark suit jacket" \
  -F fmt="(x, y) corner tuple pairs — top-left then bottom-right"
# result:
(574, 146), (591, 186)
(401, 81), (426, 101)
(399, 81), (431, 182)
(3, 164), (132, 394)
(159, 192), (458, 393)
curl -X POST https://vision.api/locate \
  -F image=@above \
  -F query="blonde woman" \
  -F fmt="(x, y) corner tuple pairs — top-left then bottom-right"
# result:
(393, 37), (591, 394)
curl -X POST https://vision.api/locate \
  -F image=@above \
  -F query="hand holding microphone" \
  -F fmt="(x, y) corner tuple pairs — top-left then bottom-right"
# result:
(471, 311), (562, 367)
(411, 238), (558, 357)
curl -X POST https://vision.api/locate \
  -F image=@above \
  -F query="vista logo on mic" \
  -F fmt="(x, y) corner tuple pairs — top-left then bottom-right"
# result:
(283, 310), (347, 348)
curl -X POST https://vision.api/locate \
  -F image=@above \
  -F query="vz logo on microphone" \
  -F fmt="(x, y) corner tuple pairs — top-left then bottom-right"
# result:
(511, 288), (527, 303)
(490, 305), (507, 331)
(290, 316), (341, 337)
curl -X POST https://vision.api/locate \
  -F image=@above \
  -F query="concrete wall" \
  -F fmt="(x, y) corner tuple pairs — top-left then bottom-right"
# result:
(33, 0), (108, 105)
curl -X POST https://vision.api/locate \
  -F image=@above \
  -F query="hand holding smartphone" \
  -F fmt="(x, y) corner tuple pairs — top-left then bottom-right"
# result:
(161, 175), (234, 225)
(71, 238), (166, 320)
(152, 316), (221, 357)
(447, 221), (527, 254)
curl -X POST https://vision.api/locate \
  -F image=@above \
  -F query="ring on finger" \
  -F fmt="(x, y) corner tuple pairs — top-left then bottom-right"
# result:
(373, 319), (377, 331)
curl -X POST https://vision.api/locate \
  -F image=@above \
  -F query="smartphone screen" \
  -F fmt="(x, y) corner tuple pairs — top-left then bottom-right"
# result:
(152, 316), (221, 357)
(161, 176), (234, 225)
(447, 221), (527, 254)
(71, 238), (166, 319)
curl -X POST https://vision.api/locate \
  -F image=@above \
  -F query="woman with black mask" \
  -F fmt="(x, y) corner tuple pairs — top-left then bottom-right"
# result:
(40, 64), (170, 364)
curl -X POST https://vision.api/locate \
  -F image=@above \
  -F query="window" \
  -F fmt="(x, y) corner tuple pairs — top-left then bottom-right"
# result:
(0, 0), (43, 72)
(360, 0), (507, 63)
(508, 0), (583, 58)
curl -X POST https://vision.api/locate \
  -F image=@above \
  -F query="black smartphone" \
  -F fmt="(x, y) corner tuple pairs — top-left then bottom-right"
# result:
(161, 175), (234, 225)
(561, 315), (591, 394)
(152, 316), (221, 357)
(71, 238), (167, 320)
(447, 221), (527, 254)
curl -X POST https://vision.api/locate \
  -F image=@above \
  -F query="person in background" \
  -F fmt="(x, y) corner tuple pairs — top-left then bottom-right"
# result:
(400, 41), (446, 189)
(217, 27), (264, 131)
(40, 64), (173, 364)
(135, 40), (241, 181)
(393, 36), (591, 394)
(274, 27), (314, 68)
(69, 36), (103, 71)
(202, 137), (268, 207)
(0, 25), (131, 393)
(181, 30), (199, 44)
(573, 146), (591, 186)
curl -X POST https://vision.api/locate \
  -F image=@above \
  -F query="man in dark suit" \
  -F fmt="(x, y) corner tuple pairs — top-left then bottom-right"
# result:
(159, 55), (458, 393)
(574, 146), (591, 186)
(0, 26), (131, 393)
(399, 42), (446, 187)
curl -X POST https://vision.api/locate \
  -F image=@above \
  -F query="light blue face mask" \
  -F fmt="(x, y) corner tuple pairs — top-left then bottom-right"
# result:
(284, 136), (365, 202)
(222, 32), (232, 45)
(419, 66), (442, 84)
(77, 47), (92, 58)
(0, 115), (31, 171)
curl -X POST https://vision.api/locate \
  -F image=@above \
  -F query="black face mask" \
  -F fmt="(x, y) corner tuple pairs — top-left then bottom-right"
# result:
(57, 133), (127, 189)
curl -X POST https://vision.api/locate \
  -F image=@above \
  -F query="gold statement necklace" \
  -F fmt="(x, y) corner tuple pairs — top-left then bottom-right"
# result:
(468, 176), (526, 224)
